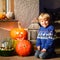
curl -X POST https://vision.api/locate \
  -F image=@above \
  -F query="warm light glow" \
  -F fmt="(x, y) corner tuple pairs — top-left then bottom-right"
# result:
(0, 21), (19, 31)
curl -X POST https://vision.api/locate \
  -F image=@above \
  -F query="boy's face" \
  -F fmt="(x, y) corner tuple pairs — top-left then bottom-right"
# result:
(39, 18), (49, 28)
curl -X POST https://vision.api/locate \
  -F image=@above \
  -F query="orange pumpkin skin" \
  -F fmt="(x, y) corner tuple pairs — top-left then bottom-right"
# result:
(0, 13), (6, 19)
(15, 40), (32, 56)
(10, 28), (28, 40)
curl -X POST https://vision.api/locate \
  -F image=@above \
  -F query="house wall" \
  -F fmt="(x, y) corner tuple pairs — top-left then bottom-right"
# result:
(14, 0), (39, 28)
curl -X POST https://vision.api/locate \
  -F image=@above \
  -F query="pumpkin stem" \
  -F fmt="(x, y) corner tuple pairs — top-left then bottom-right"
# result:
(18, 21), (21, 28)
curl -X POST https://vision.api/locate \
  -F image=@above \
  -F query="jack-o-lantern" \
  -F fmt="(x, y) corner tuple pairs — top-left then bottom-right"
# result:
(10, 28), (28, 40)
(15, 40), (32, 56)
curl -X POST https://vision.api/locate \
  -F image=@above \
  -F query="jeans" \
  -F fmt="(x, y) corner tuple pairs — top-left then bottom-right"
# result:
(35, 50), (51, 59)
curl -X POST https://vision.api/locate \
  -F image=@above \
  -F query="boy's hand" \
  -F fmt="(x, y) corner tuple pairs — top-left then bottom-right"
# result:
(41, 48), (46, 52)
(37, 46), (40, 50)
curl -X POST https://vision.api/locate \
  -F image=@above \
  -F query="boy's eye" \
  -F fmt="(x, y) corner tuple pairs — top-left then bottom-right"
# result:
(41, 21), (43, 22)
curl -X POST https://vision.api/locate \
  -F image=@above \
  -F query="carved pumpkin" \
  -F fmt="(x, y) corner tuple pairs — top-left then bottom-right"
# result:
(15, 40), (32, 56)
(10, 28), (28, 40)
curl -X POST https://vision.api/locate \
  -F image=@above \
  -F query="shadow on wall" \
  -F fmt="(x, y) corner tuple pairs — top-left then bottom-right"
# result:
(39, 0), (55, 13)
(44, 8), (60, 20)
(39, 0), (60, 13)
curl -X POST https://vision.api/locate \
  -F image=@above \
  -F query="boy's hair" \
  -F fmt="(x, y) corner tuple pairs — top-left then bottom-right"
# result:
(38, 13), (50, 20)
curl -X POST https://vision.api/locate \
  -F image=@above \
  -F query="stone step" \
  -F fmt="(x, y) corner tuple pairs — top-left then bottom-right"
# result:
(55, 20), (60, 23)
(55, 48), (60, 54)
(55, 29), (60, 32)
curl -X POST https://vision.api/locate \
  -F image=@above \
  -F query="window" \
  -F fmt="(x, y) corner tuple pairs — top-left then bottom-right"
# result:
(0, 0), (14, 13)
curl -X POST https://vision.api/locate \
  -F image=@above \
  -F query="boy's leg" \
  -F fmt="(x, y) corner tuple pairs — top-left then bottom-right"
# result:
(34, 50), (40, 58)
(39, 52), (48, 59)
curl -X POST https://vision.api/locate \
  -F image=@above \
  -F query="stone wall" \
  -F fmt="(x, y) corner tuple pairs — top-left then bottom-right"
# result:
(14, 0), (39, 28)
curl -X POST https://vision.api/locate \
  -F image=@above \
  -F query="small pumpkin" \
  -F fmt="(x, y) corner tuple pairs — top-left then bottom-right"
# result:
(15, 40), (32, 56)
(12, 39), (19, 49)
(10, 28), (28, 40)
(0, 12), (6, 19)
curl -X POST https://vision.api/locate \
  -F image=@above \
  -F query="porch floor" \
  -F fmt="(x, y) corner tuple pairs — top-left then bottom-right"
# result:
(0, 54), (60, 60)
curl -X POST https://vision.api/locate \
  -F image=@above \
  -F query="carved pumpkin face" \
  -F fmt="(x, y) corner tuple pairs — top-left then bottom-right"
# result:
(15, 40), (32, 56)
(10, 28), (28, 40)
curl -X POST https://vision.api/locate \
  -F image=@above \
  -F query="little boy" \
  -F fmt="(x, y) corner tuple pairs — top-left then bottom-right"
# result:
(35, 13), (56, 59)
